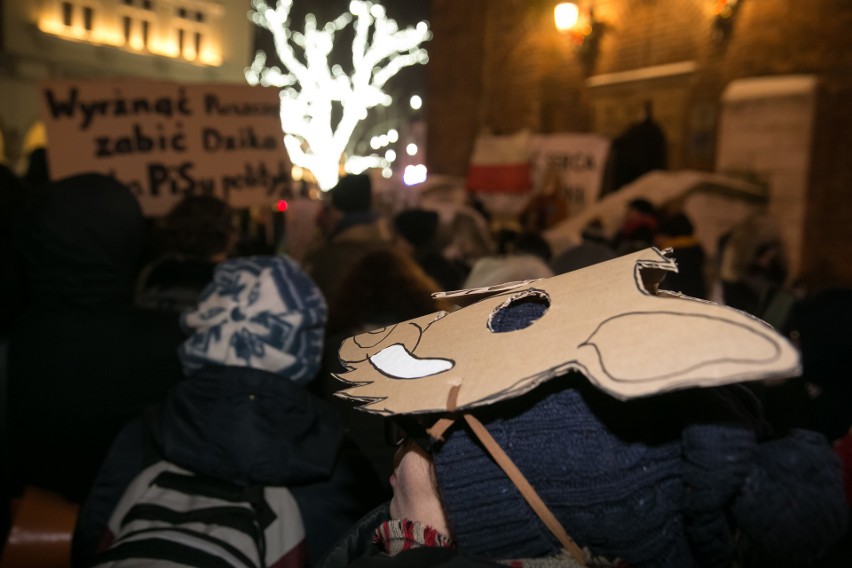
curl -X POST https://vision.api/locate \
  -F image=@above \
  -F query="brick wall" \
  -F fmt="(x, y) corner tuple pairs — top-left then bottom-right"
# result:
(426, 0), (852, 284)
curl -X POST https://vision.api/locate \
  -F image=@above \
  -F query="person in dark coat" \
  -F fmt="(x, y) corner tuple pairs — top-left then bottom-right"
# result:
(73, 256), (384, 567)
(6, 173), (186, 503)
(607, 101), (667, 193)
(0, 163), (26, 337)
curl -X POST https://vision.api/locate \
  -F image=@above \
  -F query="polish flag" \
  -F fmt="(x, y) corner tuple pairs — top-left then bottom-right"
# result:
(466, 131), (532, 193)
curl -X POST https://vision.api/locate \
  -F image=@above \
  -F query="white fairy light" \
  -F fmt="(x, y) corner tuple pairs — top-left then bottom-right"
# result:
(247, 0), (431, 190)
(409, 94), (422, 110)
(403, 164), (427, 185)
(406, 143), (418, 156)
(344, 154), (384, 174)
(388, 128), (399, 142)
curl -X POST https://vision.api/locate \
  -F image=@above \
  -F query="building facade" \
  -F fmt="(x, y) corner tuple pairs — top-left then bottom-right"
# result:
(0, 0), (252, 167)
(426, 0), (852, 285)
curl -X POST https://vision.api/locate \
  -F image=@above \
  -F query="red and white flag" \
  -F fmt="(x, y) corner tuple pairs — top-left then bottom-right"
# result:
(466, 131), (531, 193)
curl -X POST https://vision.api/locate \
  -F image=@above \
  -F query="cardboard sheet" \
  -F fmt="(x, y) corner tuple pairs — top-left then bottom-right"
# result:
(335, 248), (800, 415)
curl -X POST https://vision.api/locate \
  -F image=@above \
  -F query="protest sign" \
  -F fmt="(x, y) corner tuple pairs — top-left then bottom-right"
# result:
(529, 133), (610, 217)
(40, 79), (289, 216)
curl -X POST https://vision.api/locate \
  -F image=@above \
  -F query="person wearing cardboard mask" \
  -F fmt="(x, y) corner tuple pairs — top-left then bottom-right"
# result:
(318, 249), (848, 568)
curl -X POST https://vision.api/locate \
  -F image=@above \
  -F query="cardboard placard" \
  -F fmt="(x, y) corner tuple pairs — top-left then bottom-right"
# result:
(529, 133), (610, 217)
(39, 80), (289, 216)
(335, 248), (800, 415)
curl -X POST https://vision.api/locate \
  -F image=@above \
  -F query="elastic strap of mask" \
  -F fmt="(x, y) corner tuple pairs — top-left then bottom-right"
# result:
(426, 383), (461, 441)
(426, 384), (586, 564)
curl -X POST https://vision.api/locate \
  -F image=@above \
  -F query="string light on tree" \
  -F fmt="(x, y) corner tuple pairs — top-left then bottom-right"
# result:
(246, 0), (431, 190)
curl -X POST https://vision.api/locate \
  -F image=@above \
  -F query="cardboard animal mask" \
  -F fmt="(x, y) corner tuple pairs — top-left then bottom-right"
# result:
(335, 248), (800, 416)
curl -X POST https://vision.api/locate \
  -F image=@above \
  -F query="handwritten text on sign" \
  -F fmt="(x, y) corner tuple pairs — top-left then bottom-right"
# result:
(40, 80), (289, 216)
(529, 133), (611, 216)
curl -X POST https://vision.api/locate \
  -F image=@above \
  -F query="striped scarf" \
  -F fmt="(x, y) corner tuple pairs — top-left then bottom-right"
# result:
(372, 519), (453, 556)
(372, 519), (626, 567)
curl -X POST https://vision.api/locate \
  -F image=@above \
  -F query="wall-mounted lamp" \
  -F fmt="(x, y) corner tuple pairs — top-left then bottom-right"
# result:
(554, 2), (601, 66)
(554, 2), (580, 34)
(712, 0), (742, 42)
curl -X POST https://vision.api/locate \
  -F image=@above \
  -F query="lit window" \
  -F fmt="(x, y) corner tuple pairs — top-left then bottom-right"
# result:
(83, 6), (94, 31)
(62, 2), (73, 27)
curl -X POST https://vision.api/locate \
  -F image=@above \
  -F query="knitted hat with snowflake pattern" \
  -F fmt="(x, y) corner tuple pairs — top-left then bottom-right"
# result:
(179, 255), (327, 384)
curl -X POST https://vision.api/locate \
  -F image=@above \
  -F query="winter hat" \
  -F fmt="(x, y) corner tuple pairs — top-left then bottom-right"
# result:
(330, 174), (372, 213)
(433, 380), (691, 563)
(179, 255), (327, 384)
(431, 301), (848, 565)
(394, 208), (440, 248)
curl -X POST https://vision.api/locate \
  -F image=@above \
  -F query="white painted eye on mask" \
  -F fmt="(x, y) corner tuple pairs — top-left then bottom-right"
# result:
(369, 344), (454, 379)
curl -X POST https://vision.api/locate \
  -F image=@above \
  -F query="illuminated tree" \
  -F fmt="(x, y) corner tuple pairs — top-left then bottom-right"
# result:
(246, 0), (430, 190)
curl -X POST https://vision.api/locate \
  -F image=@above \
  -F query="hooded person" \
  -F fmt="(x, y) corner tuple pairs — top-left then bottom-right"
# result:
(73, 256), (385, 567)
(318, 250), (848, 568)
(7, 173), (186, 503)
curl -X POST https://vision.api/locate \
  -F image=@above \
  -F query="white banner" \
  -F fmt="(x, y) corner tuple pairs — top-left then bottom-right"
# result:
(40, 80), (289, 216)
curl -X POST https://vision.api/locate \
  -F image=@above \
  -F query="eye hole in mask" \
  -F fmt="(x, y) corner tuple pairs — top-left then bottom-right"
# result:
(488, 289), (551, 333)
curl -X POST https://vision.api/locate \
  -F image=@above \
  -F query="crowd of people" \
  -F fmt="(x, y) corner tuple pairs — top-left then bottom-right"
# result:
(1, 164), (850, 567)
